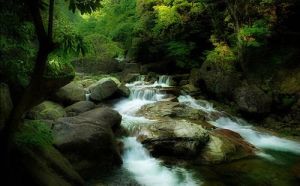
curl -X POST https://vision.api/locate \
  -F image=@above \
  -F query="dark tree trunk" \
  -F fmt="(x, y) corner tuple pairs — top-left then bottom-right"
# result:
(0, 0), (55, 181)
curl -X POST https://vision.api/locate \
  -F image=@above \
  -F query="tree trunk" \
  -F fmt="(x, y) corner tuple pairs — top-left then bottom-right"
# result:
(0, 0), (55, 181)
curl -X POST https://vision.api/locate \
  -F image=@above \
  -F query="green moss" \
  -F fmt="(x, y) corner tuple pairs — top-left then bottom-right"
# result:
(14, 120), (53, 148)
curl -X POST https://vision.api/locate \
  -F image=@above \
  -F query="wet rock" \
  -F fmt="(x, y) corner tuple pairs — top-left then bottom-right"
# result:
(138, 119), (209, 158)
(0, 83), (13, 130)
(181, 84), (200, 95)
(53, 82), (86, 105)
(27, 101), (66, 120)
(122, 73), (140, 83)
(138, 101), (207, 121)
(65, 101), (95, 116)
(52, 107), (122, 176)
(179, 80), (189, 86)
(234, 85), (272, 114)
(116, 84), (130, 97)
(199, 129), (256, 164)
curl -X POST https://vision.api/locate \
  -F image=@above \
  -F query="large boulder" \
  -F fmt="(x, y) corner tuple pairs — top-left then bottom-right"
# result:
(199, 129), (256, 164)
(65, 101), (95, 116)
(51, 107), (122, 176)
(88, 78), (119, 102)
(137, 101), (208, 121)
(27, 101), (66, 120)
(53, 82), (86, 105)
(138, 119), (210, 158)
(189, 68), (202, 87)
(0, 83), (13, 130)
(234, 85), (272, 114)
(14, 145), (84, 186)
(199, 60), (241, 99)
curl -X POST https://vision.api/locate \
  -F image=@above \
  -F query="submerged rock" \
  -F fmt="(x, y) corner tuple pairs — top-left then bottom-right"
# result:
(199, 129), (256, 164)
(52, 107), (122, 177)
(53, 81), (86, 105)
(27, 101), (66, 120)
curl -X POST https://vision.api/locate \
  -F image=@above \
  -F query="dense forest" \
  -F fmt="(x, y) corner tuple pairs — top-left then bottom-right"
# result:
(0, 0), (300, 185)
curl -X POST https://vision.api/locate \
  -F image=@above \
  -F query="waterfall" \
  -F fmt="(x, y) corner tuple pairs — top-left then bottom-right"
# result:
(157, 75), (171, 86)
(122, 137), (198, 186)
(113, 75), (201, 186)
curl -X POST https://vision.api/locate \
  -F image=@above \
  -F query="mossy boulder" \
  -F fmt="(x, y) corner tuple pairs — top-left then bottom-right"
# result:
(27, 101), (66, 120)
(89, 78), (119, 101)
(199, 60), (241, 99)
(234, 85), (272, 114)
(52, 107), (122, 177)
(88, 77), (130, 101)
(53, 81), (86, 105)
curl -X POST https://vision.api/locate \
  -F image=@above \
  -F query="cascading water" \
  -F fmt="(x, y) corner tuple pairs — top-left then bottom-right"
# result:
(178, 95), (300, 158)
(94, 75), (300, 185)
(114, 76), (200, 186)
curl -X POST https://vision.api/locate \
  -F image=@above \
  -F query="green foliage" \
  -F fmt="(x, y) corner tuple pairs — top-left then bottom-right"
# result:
(153, 5), (181, 35)
(204, 35), (237, 72)
(238, 20), (271, 47)
(166, 41), (196, 68)
(14, 120), (54, 148)
(84, 34), (124, 59)
(45, 54), (75, 77)
(0, 18), (37, 87)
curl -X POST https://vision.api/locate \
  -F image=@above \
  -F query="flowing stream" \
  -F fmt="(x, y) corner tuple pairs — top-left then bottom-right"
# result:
(177, 95), (300, 158)
(96, 75), (300, 185)
(114, 76), (200, 186)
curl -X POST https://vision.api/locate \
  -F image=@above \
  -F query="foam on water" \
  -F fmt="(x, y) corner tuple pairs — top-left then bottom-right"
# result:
(178, 95), (300, 156)
(178, 95), (216, 113)
(113, 76), (201, 186)
(122, 137), (200, 186)
(210, 117), (300, 154)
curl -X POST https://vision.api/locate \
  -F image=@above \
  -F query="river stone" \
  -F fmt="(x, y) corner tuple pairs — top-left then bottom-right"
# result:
(181, 84), (200, 95)
(116, 84), (130, 97)
(199, 129), (256, 164)
(52, 107), (122, 176)
(234, 85), (272, 114)
(0, 83), (13, 130)
(89, 78), (119, 101)
(27, 101), (66, 120)
(138, 119), (209, 158)
(138, 101), (207, 121)
(54, 81), (86, 105)
(65, 101), (95, 116)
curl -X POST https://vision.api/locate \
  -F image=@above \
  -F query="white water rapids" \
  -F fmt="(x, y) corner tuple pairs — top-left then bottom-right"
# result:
(113, 75), (300, 186)
(114, 76), (200, 186)
(177, 95), (300, 158)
